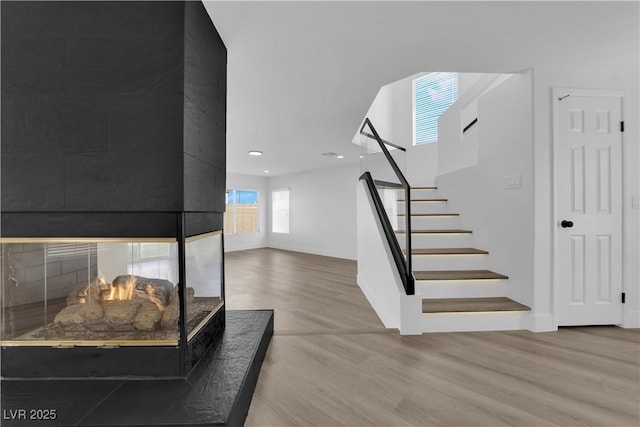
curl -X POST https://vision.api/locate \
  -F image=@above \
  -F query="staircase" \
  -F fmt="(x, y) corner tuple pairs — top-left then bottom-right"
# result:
(392, 185), (531, 332)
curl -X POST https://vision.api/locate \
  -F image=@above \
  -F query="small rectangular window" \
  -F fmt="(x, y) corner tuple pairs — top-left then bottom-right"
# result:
(414, 72), (458, 145)
(272, 189), (290, 234)
(224, 189), (259, 234)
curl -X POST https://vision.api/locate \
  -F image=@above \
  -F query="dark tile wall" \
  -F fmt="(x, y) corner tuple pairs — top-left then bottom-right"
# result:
(0, 1), (227, 378)
(183, 1), (227, 215)
(2, 1), (225, 220)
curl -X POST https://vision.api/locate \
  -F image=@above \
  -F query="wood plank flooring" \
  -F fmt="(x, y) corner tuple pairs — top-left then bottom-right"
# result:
(225, 248), (640, 427)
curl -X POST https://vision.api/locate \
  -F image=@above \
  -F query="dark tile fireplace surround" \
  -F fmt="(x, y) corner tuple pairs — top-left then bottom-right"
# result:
(1, 2), (273, 425)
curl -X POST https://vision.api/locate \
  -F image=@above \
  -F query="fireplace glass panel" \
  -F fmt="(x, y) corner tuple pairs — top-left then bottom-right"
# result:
(1, 239), (180, 346)
(185, 231), (224, 341)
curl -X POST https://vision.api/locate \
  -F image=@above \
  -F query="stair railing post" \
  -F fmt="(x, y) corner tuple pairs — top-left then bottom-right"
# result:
(360, 118), (415, 296)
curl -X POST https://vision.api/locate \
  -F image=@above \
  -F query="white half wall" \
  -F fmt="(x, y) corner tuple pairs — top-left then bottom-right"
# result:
(267, 163), (360, 260)
(357, 180), (422, 334)
(532, 66), (640, 328)
(224, 172), (268, 252)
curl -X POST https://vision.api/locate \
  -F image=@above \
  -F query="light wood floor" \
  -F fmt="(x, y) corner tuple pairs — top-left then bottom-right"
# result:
(225, 248), (640, 427)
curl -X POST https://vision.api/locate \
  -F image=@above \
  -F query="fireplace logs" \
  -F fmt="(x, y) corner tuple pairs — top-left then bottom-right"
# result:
(55, 275), (188, 333)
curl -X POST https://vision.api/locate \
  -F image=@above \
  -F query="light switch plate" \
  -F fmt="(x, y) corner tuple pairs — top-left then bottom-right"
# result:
(504, 174), (522, 190)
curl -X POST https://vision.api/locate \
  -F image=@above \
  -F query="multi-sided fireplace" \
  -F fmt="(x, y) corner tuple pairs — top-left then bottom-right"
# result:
(1, 0), (229, 379)
(1, 230), (225, 377)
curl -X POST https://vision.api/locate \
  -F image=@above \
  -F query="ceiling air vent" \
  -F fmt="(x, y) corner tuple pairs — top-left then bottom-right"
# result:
(321, 152), (338, 157)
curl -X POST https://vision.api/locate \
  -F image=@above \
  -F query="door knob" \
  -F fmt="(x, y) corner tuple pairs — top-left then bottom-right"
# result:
(561, 220), (574, 228)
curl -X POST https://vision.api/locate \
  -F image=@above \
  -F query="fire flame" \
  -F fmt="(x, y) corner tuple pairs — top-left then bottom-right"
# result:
(105, 275), (136, 301)
(146, 284), (165, 313)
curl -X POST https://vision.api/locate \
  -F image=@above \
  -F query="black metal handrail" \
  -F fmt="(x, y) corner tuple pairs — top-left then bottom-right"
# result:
(359, 118), (414, 295)
(462, 117), (478, 134)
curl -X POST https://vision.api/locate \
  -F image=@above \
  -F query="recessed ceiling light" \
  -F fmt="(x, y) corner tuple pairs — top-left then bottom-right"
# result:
(264, 170), (270, 173)
(337, 155), (344, 159)
(360, 155), (364, 159)
(248, 151), (263, 156)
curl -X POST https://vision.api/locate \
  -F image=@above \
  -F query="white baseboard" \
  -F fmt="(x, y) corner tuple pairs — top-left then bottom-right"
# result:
(623, 309), (640, 328)
(224, 243), (267, 253)
(224, 243), (356, 260)
(267, 243), (356, 261)
(525, 312), (556, 332)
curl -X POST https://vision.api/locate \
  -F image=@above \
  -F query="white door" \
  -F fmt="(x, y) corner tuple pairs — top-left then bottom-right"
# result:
(555, 93), (623, 326)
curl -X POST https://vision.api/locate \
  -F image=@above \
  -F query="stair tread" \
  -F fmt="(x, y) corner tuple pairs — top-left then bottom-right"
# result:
(422, 297), (531, 313)
(397, 229), (472, 234)
(414, 269), (508, 280)
(411, 248), (489, 255)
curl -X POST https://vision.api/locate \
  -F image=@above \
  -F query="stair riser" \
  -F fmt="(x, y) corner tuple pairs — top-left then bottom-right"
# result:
(395, 188), (440, 196)
(398, 234), (473, 248)
(417, 281), (510, 298)
(397, 217), (461, 230)
(420, 312), (528, 333)
(411, 255), (488, 270)
(397, 201), (452, 214)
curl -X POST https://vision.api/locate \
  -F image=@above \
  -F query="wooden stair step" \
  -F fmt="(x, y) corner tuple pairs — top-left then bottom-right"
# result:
(411, 248), (489, 255)
(396, 229), (472, 234)
(414, 270), (508, 281)
(422, 297), (531, 313)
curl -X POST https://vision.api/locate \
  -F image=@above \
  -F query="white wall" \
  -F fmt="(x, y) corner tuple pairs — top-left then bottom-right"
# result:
(267, 163), (360, 260)
(532, 66), (640, 328)
(438, 74), (508, 175)
(436, 72), (535, 312)
(224, 172), (268, 252)
(355, 72), (487, 186)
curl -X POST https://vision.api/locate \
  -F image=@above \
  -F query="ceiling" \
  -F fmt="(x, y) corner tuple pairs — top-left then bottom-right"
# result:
(204, 1), (639, 177)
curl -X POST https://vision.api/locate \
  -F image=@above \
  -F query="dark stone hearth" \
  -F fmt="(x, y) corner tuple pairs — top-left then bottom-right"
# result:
(0, 310), (274, 427)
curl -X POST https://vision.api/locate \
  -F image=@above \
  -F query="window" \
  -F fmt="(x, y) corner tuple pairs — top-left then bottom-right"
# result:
(127, 242), (174, 280)
(224, 190), (259, 234)
(272, 189), (290, 234)
(413, 72), (458, 145)
(47, 243), (97, 260)
(129, 242), (170, 261)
